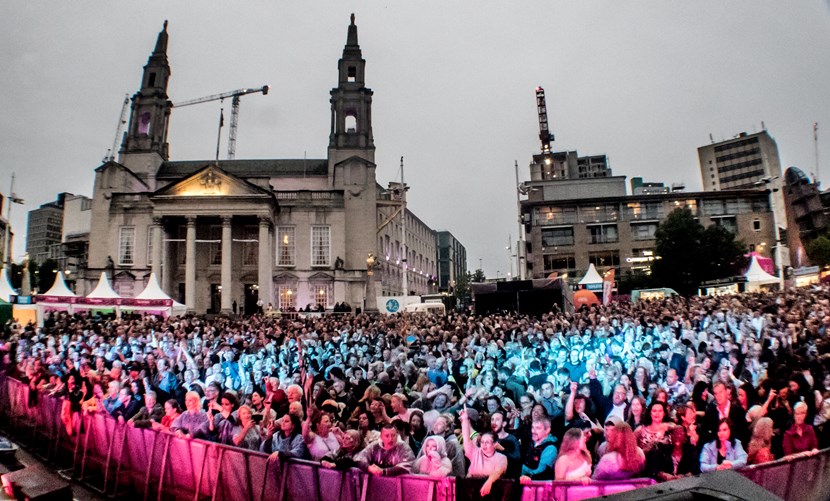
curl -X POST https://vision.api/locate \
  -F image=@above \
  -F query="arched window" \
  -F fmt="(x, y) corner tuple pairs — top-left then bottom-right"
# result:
(345, 114), (357, 133)
(138, 112), (152, 135)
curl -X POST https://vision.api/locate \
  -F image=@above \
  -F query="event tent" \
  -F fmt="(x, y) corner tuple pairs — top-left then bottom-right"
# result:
(578, 263), (604, 291)
(35, 271), (78, 322)
(120, 273), (186, 317)
(74, 272), (122, 317)
(744, 255), (779, 291)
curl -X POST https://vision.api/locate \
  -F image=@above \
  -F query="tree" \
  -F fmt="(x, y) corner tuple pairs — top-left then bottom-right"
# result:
(807, 235), (830, 267)
(652, 209), (705, 296)
(471, 268), (486, 283)
(617, 269), (654, 295)
(699, 224), (747, 282)
(652, 208), (747, 296)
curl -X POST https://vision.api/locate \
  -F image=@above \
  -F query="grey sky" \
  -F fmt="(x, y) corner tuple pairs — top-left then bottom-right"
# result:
(1, 2), (829, 277)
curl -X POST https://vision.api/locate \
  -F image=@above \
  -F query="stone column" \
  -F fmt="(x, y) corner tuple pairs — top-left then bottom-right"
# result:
(258, 216), (273, 310)
(151, 217), (163, 281)
(220, 216), (233, 314)
(185, 216), (197, 312)
(161, 225), (171, 294)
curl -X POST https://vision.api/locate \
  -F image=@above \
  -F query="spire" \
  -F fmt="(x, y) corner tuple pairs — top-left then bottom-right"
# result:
(346, 13), (358, 48)
(153, 20), (169, 56)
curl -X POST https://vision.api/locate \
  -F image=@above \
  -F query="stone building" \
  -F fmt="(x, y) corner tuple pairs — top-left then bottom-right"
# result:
(82, 17), (438, 313)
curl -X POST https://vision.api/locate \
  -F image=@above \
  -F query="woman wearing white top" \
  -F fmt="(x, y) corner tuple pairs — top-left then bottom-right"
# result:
(460, 408), (507, 497)
(303, 411), (341, 461)
(555, 428), (593, 481)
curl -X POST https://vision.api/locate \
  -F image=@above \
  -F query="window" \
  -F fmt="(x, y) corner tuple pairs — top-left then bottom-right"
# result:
(537, 206), (577, 225)
(348, 66), (356, 82)
(581, 204), (619, 223)
(541, 227), (574, 247)
(311, 226), (330, 266)
(278, 286), (296, 310)
(242, 225), (258, 266)
(345, 114), (357, 133)
(277, 226), (295, 267)
(712, 216), (737, 234)
(753, 219), (761, 232)
(118, 227), (135, 265)
(312, 284), (332, 308)
(588, 224), (618, 244)
(626, 202), (663, 220)
(631, 222), (658, 241)
(589, 251), (620, 273)
(209, 225), (221, 265)
(543, 254), (576, 275)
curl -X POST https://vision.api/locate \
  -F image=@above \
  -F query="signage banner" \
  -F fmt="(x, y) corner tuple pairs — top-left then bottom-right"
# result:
(602, 269), (615, 306)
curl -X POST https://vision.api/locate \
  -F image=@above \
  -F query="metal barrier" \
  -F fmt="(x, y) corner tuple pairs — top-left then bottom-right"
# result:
(9, 376), (768, 501)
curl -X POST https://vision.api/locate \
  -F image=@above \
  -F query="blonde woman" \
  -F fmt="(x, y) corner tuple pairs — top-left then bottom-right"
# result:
(555, 428), (593, 481)
(413, 435), (453, 477)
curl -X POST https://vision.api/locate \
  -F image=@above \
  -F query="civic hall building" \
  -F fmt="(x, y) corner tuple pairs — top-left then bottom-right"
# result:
(82, 18), (439, 314)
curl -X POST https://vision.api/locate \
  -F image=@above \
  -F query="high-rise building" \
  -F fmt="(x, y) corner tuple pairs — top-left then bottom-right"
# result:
(530, 151), (612, 181)
(435, 230), (467, 293)
(26, 193), (70, 264)
(698, 131), (782, 191)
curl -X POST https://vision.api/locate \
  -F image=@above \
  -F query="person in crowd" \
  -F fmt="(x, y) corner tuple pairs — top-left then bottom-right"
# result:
(321, 429), (363, 470)
(555, 428), (593, 481)
(460, 408), (507, 497)
(490, 411), (521, 478)
(171, 391), (211, 440)
(60, 373), (86, 436)
(412, 435), (453, 477)
(232, 405), (262, 451)
(430, 413), (466, 477)
(704, 382), (747, 445)
(354, 423), (415, 477)
(262, 414), (308, 461)
(407, 409), (427, 454)
(636, 401), (673, 478)
(594, 422), (645, 480)
(700, 418), (747, 472)
(520, 416), (558, 483)
(783, 402), (819, 456)
(129, 390), (164, 428)
(626, 396), (646, 431)
(303, 410), (341, 461)
(151, 399), (181, 432)
(655, 425), (699, 480)
(747, 417), (775, 465)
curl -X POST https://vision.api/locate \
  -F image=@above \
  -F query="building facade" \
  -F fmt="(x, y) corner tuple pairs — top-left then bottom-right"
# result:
(435, 230), (467, 293)
(26, 193), (69, 264)
(82, 18), (438, 313)
(782, 167), (827, 268)
(521, 176), (776, 281)
(698, 131), (782, 191)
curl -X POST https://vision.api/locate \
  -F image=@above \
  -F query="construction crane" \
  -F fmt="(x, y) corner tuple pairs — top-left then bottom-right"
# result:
(104, 94), (130, 162)
(535, 87), (554, 154)
(173, 85), (269, 159)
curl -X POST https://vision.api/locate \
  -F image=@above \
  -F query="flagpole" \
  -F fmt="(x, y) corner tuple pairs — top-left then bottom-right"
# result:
(815, 123), (820, 187)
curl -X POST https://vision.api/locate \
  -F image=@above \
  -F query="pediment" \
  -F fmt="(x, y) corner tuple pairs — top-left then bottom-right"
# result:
(308, 272), (334, 281)
(332, 155), (376, 169)
(153, 164), (272, 198)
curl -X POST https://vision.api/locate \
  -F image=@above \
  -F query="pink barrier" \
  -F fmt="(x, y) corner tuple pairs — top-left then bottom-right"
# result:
(30, 377), (829, 501)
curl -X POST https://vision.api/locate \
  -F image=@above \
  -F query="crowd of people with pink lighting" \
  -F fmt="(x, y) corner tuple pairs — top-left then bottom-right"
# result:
(3, 285), (830, 496)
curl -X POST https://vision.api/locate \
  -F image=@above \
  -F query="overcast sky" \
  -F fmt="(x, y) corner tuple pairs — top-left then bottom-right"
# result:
(1, 2), (829, 277)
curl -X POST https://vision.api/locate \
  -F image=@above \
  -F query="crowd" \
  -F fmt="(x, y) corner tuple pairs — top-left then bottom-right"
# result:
(2, 284), (830, 497)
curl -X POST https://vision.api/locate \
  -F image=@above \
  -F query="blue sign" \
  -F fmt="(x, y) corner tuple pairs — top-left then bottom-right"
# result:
(386, 299), (400, 313)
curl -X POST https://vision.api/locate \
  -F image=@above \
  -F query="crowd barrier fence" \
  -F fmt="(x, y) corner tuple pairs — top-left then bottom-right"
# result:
(2, 376), (827, 501)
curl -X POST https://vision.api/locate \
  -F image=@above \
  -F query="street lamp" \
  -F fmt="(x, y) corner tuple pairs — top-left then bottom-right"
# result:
(755, 176), (785, 289)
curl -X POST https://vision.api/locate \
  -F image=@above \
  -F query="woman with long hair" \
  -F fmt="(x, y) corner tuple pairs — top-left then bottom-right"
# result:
(747, 417), (775, 465)
(656, 425), (699, 480)
(636, 401), (674, 479)
(700, 418), (747, 472)
(554, 428), (593, 481)
(691, 381), (710, 416)
(408, 409), (427, 454)
(626, 396), (647, 430)
(303, 408), (341, 461)
(593, 423), (645, 480)
(261, 413), (309, 460)
(632, 366), (651, 398)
